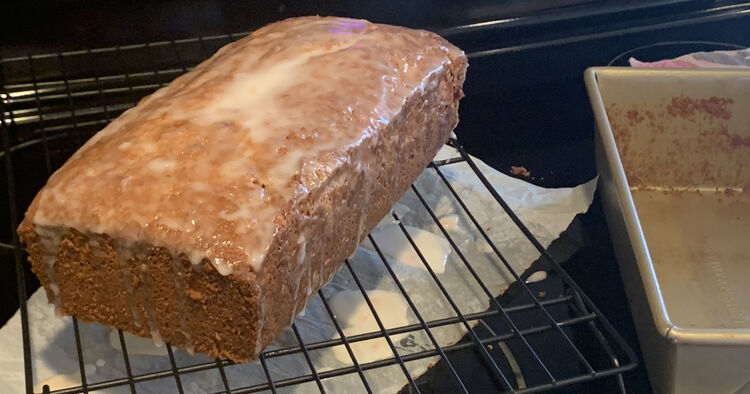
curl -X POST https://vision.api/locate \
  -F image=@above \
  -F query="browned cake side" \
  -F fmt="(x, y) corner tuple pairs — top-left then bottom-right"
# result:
(18, 16), (467, 362)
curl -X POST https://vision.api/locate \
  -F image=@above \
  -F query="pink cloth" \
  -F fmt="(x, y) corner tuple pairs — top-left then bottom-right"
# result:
(629, 48), (750, 69)
(629, 58), (699, 68)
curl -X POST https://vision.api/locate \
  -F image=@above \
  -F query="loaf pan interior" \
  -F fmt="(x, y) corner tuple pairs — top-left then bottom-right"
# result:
(596, 69), (750, 331)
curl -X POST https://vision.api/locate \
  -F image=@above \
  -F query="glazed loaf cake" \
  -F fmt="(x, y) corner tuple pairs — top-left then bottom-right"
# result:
(18, 16), (467, 362)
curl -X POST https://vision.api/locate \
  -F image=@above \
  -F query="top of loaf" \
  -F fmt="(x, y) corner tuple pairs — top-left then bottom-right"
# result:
(22, 16), (464, 277)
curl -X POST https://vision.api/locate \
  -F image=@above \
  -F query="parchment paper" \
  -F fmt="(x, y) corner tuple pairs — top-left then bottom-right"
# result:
(0, 146), (597, 393)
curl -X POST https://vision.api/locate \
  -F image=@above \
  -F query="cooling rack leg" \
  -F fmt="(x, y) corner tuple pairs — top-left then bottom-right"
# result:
(13, 248), (33, 394)
(2, 105), (34, 394)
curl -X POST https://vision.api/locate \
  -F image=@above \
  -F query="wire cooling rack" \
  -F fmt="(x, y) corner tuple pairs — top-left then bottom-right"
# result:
(1, 33), (637, 394)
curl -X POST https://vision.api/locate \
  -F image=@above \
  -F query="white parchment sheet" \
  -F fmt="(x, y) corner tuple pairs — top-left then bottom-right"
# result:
(0, 147), (597, 393)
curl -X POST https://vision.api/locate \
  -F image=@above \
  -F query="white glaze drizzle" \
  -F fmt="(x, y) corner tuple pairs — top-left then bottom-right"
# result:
(526, 271), (548, 284)
(354, 167), (370, 249)
(289, 234), (307, 321)
(35, 227), (62, 313)
(211, 258), (233, 276)
(170, 257), (194, 353)
(312, 270), (321, 292)
(296, 235), (307, 267)
(137, 262), (163, 346)
(116, 243), (143, 327)
(306, 261), (313, 298)
(348, 146), (372, 259)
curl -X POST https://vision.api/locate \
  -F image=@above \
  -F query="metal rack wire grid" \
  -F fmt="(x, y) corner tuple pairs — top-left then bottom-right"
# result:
(1, 33), (637, 394)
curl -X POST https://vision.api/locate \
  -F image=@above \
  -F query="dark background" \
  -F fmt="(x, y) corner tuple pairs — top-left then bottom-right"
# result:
(2, 0), (750, 392)
(6, 0), (748, 188)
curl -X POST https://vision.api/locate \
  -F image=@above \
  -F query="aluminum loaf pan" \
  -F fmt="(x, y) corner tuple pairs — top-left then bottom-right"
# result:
(585, 67), (750, 394)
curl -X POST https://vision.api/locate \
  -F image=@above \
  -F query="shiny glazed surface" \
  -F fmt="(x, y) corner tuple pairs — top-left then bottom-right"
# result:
(22, 16), (464, 278)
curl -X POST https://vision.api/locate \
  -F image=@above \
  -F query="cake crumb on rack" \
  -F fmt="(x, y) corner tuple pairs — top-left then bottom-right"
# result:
(510, 166), (531, 178)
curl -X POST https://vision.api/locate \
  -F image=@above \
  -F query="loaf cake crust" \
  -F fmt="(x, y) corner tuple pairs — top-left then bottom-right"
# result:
(18, 16), (467, 361)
